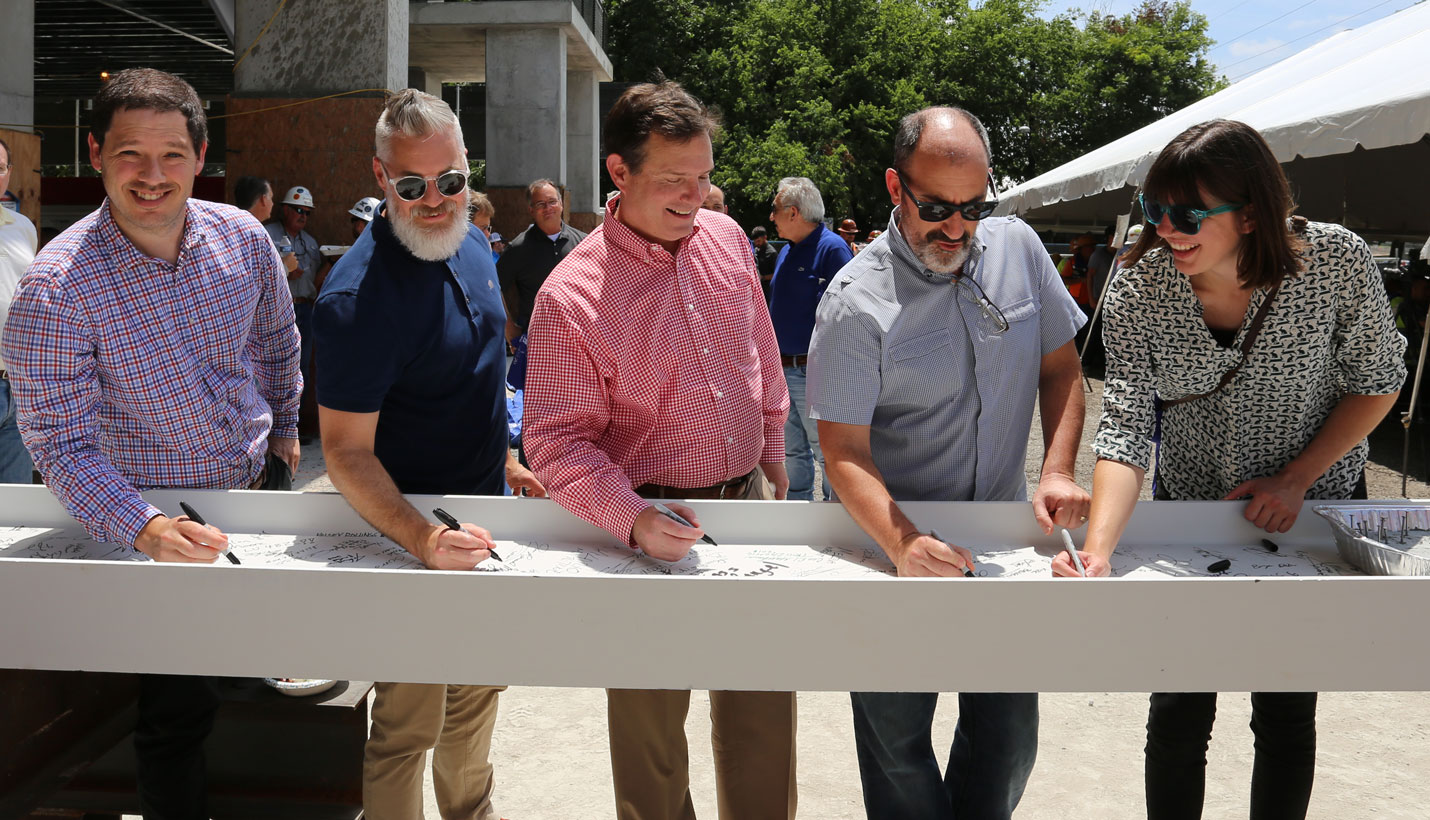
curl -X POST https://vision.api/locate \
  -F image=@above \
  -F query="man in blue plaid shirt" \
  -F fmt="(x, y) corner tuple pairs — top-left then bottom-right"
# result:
(2, 68), (300, 818)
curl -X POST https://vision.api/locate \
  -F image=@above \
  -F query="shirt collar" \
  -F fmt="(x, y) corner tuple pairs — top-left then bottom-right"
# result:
(789, 221), (828, 250)
(885, 205), (987, 283)
(95, 198), (204, 268)
(602, 193), (703, 263)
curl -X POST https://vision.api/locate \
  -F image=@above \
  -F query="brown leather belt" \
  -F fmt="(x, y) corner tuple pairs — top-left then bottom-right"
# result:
(780, 354), (808, 368)
(636, 469), (756, 500)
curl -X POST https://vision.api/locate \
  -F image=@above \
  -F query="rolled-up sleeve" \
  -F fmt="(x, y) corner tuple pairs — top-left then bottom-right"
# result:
(1093, 265), (1157, 471)
(1332, 228), (1406, 394)
(3, 273), (157, 546)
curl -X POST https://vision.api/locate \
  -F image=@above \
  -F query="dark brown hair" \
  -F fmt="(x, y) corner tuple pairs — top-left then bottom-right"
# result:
(91, 68), (207, 151)
(1123, 119), (1304, 288)
(602, 81), (720, 173)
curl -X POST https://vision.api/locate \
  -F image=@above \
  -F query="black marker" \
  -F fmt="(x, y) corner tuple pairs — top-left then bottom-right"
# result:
(1207, 558), (1231, 573)
(650, 502), (718, 546)
(433, 507), (501, 561)
(930, 528), (975, 578)
(1260, 538), (1280, 553)
(180, 501), (239, 564)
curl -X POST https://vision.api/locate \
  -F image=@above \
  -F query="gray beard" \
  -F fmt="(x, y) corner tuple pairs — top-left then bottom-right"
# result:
(390, 189), (472, 262)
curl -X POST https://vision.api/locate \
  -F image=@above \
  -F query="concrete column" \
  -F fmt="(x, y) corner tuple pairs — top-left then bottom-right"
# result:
(486, 28), (566, 240)
(230, 0), (409, 247)
(565, 69), (601, 232)
(234, 0), (408, 94)
(0, 0), (35, 128)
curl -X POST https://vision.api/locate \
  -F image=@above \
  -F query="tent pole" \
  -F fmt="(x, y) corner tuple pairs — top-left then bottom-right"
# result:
(1399, 300), (1430, 496)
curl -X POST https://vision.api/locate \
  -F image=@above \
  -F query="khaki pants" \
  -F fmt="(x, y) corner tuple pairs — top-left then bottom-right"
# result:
(608, 689), (797, 820)
(363, 682), (506, 820)
(609, 469), (796, 820)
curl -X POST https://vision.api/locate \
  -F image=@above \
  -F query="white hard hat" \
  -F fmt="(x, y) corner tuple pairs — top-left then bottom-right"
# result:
(283, 186), (314, 209)
(348, 196), (380, 222)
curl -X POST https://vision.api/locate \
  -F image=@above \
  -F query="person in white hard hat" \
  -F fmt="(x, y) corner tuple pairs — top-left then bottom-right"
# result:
(348, 196), (379, 240)
(267, 185), (322, 439)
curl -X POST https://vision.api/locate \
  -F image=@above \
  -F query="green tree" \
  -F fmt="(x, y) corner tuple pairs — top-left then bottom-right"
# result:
(603, 0), (1223, 231)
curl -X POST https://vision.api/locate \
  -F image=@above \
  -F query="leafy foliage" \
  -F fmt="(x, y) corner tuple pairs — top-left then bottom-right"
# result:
(604, 0), (1224, 230)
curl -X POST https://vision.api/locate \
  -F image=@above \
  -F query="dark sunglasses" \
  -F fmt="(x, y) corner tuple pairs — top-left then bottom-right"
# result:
(1139, 192), (1245, 236)
(897, 171), (999, 223)
(382, 164), (468, 202)
(289, 206), (311, 217)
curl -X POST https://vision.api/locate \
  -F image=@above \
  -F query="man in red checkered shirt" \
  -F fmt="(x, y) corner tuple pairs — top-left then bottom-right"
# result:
(523, 81), (795, 820)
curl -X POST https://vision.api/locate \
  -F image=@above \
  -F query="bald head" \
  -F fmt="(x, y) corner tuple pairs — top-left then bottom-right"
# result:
(701, 184), (727, 213)
(893, 107), (991, 174)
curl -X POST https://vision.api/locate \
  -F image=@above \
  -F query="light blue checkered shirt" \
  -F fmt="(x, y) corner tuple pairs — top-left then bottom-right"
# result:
(807, 208), (1084, 502)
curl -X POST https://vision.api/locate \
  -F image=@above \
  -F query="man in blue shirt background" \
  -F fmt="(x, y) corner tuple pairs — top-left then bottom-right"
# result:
(769, 177), (853, 500)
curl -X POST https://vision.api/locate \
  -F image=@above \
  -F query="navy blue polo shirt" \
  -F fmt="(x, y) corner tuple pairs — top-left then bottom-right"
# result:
(313, 205), (508, 495)
(769, 222), (853, 355)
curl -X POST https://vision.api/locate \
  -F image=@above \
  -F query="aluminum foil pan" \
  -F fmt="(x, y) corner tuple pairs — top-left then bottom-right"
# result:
(1313, 505), (1430, 576)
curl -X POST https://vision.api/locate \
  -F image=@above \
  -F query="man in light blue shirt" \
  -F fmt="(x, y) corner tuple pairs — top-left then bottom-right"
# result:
(808, 106), (1090, 820)
(769, 176), (852, 499)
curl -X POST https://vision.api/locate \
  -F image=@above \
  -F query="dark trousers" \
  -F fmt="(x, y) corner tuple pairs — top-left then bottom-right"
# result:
(850, 691), (1038, 820)
(1145, 692), (1317, 820)
(135, 674), (221, 819)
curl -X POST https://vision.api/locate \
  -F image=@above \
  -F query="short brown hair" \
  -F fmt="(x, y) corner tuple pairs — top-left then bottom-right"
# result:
(602, 81), (720, 173)
(1123, 119), (1303, 289)
(91, 68), (207, 150)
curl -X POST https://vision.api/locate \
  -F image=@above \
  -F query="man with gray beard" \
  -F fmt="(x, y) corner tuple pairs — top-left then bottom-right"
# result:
(313, 88), (544, 820)
(807, 106), (1089, 820)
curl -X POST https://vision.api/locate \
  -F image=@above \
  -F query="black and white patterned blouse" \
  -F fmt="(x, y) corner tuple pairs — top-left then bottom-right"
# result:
(1093, 221), (1406, 500)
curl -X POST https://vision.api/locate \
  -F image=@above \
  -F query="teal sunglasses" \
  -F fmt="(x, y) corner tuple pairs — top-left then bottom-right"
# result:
(1139, 192), (1245, 235)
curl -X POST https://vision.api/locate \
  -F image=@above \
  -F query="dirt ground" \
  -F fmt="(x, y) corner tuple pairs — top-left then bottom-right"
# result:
(280, 374), (1430, 820)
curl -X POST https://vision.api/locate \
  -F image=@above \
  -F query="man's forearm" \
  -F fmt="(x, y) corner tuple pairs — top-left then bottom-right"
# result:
(1038, 363), (1085, 478)
(325, 445), (432, 555)
(824, 451), (918, 555)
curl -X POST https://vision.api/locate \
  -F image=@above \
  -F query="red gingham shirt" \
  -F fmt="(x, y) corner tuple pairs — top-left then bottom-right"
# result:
(524, 195), (788, 543)
(2, 199), (301, 548)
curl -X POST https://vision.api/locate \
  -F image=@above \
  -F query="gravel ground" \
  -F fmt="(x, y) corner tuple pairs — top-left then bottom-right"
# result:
(279, 374), (1430, 820)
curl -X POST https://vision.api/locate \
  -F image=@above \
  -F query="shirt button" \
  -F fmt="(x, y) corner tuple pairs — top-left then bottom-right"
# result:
(702, 348), (709, 354)
(687, 304), (695, 310)
(714, 390), (723, 398)
(726, 437), (734, 444)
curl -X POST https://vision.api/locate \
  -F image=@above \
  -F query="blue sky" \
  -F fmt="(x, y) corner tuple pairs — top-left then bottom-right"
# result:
(1047, 0), (1421, 82)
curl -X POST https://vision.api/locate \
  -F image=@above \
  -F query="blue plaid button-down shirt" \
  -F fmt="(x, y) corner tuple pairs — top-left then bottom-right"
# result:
(2, 199), (301, 547)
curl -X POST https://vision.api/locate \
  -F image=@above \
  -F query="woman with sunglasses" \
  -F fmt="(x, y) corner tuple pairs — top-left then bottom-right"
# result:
(1055, 119), (1405, 818)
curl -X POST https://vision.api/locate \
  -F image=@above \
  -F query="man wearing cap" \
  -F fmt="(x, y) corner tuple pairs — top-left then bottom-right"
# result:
(349, 196), (379, 240)
(769, 177), (852, 500)
(269, 186), (321, 437)
(836, 217), (860, 255)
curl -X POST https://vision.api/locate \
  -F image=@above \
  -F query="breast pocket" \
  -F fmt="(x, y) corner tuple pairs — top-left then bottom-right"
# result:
(991, 297), (1041, 358)
(884, 328), (960, 409)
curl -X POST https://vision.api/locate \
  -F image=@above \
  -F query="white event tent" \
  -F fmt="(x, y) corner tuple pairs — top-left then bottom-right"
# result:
(996, 2), (1430, 241)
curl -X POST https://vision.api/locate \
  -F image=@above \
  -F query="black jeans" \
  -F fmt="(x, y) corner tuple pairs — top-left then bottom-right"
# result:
(1145, 691), (1318, 820)
(135, 673), (221, 819)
